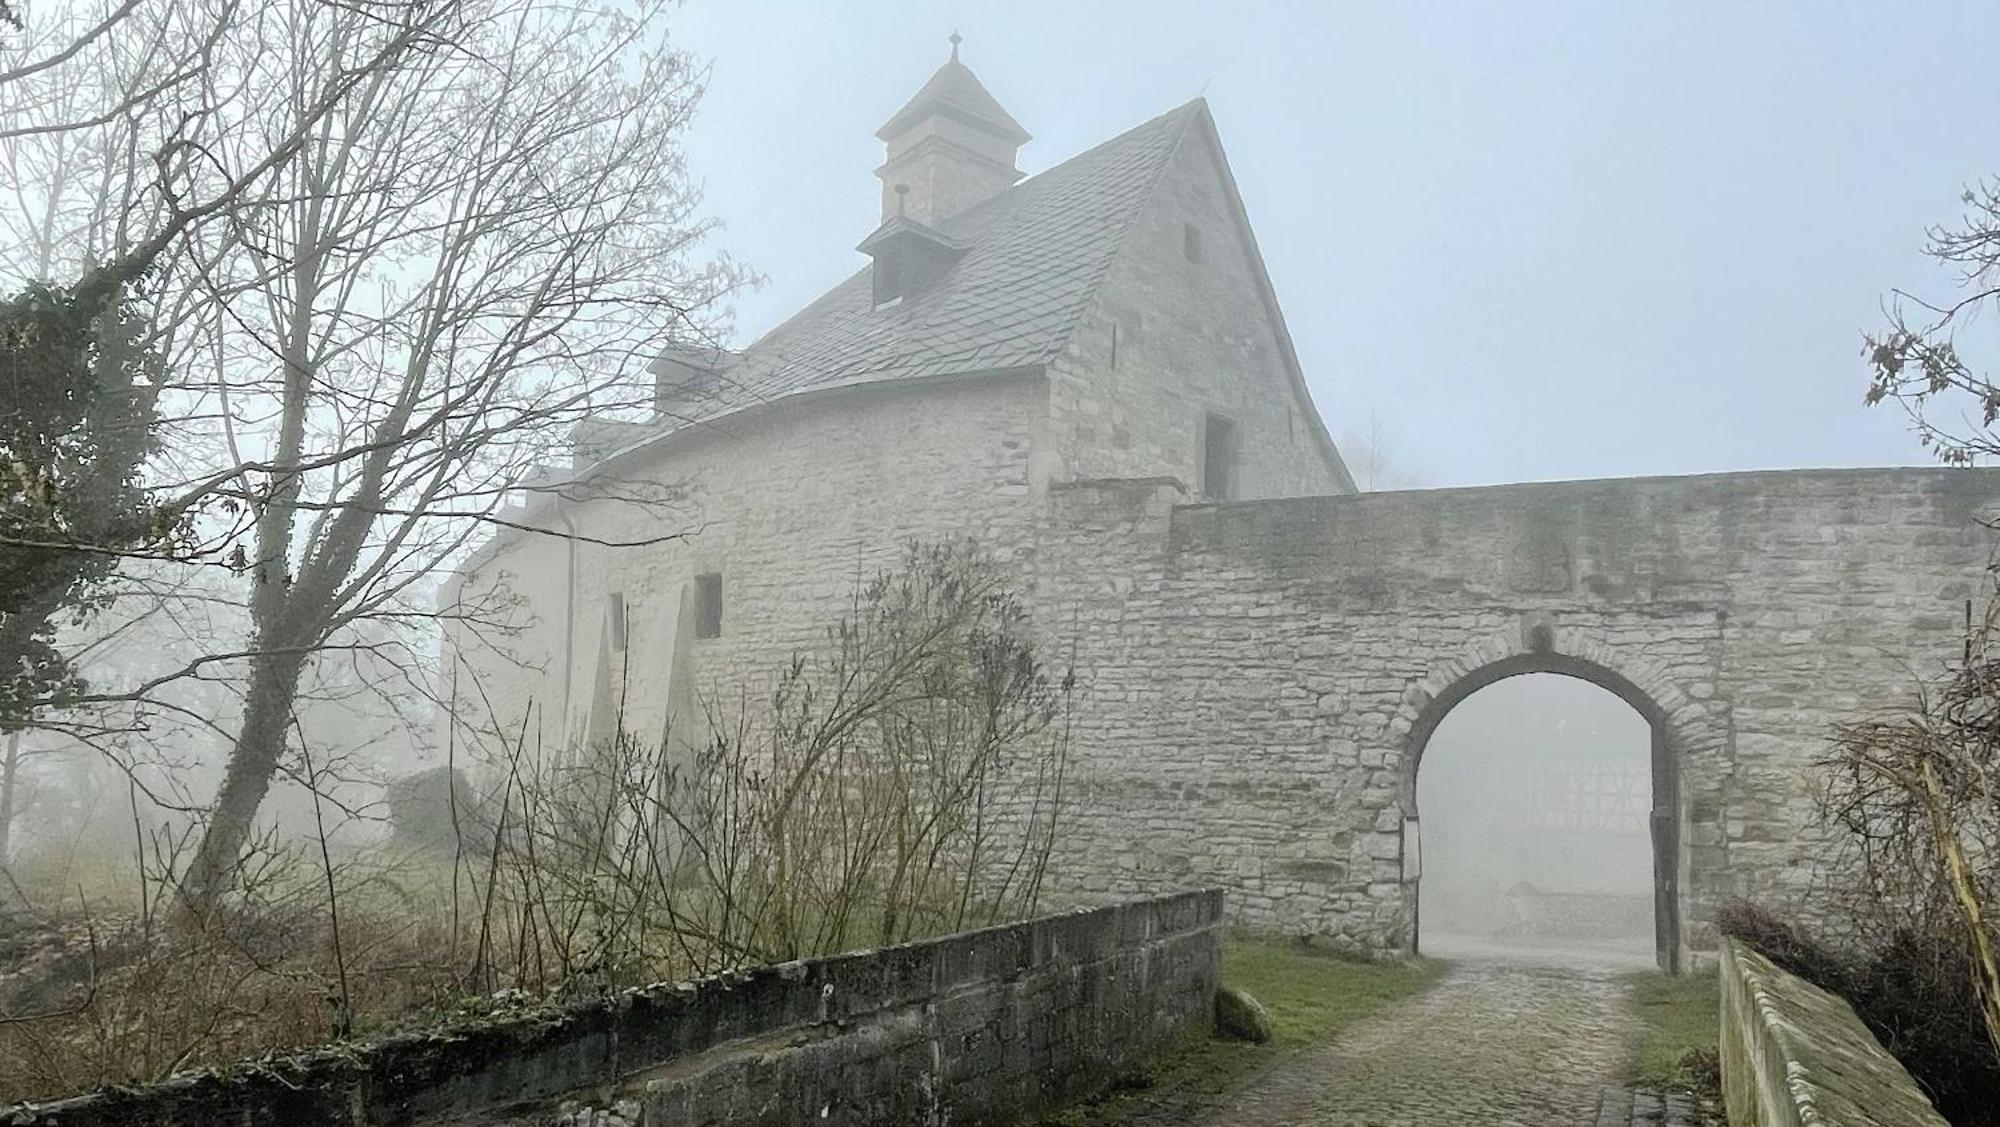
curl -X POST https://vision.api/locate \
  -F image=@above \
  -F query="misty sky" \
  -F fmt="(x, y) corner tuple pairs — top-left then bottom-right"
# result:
(671, 2), (1999, 488)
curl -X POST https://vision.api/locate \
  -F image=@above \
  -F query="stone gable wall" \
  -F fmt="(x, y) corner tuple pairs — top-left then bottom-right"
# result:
(1029, 468), (2000, 963)
(1046, 126), (1346, 501)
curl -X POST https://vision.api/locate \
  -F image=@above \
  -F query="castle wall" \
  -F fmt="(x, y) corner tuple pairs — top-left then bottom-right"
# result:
(1031, 468), (2000, 963)
(1046, 128), (1346, 500)
(446, 372), (1049, 762)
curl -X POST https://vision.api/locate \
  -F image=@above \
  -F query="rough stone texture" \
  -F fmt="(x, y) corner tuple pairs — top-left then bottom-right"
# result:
(448, 78), (2000, 972)
(1042, 111), (1349, 498)
(1191, 960), (1645, 1126)
(460, 434), (2000, 972)
(447, 371), (1051, 752)
(1719, 937), (1946, 1127)
(1029, 468), (2000, 965)
(1, 892), (1222, 1127)
(1597, 1086), (1712, 1127)
(447, 96), (1348, 791)
(1213, 984), (1273, 1043)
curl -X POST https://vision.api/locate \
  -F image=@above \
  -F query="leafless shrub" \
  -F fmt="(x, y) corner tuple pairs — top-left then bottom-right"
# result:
(0, 542), (1076, 1102)
(1770, 579), (2000, 1121)
(1820, 593), (2000, 1061)
(466, 539), (1077, 987)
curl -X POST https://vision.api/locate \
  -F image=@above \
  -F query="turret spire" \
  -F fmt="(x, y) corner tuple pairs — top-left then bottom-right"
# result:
(873, 40), (1028, 224)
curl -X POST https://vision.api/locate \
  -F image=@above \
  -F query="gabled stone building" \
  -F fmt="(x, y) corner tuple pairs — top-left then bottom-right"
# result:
(448, 46), (1350, 763)
(447, 47), (2000, 971)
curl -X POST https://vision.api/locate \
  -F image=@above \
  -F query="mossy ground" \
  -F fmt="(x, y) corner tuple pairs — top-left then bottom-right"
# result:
(1042, 937), (1445, 1125)
(1621, 967), (1720, 1087)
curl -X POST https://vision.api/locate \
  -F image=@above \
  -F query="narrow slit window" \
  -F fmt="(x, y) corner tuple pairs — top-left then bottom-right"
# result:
(1183, 222), (1204, 263)
(606, 592), (627, 651)
(694, 573), (723, 639)
(1202, 413), (1236, 501)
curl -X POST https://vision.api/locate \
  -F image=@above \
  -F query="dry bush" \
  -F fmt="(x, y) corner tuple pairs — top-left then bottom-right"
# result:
(1719, 898), (2000, 1125)
(456, 540), (1077, 988)
(1728, 575), (2000, 1123)
(0, 833), (470, 1101)
(0, 541), (1076, 1103)
(1821, 595), (2000, 1060)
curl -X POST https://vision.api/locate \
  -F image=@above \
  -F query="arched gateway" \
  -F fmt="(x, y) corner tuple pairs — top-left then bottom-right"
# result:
(1398, 647), (1706, 971)
(1034, 467), (2000, 969)
(442, 59), (2000, 976)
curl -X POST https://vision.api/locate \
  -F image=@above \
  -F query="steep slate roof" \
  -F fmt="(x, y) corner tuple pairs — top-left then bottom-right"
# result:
(686, 100), (1203, 420)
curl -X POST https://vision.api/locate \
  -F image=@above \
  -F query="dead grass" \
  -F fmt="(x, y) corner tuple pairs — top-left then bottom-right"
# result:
(0, 854), (477, 1103)
(0, 839), (1028, 1105)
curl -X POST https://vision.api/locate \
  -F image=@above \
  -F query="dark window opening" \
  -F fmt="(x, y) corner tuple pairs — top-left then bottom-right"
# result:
(1203, 413), (1236, 500)
(1183, 222), (1204, 263)
(606, 592), (627, 651)
(694, 573), (723, 639)
(871, 252), (905, 309)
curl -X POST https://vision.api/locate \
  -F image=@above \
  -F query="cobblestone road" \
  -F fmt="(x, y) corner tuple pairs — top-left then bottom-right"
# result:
(1196, 959), (1655, 1127)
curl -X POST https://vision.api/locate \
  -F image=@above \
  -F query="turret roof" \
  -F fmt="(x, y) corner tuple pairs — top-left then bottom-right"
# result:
(678, 100), (1202, 421)
(876, 53), (1031, 144)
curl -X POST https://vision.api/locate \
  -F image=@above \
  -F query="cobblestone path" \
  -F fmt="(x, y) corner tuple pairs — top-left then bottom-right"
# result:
(1197, 959), (1653, 1126)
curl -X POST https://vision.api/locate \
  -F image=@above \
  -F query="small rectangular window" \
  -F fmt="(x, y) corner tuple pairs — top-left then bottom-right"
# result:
(694, 573), (723, 639)
(1202, 413), (1236, 501)
(1183, 222), (1204, 263)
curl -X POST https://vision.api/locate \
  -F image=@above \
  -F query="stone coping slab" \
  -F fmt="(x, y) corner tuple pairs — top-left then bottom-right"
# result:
(1719, 937), (1946, 1126)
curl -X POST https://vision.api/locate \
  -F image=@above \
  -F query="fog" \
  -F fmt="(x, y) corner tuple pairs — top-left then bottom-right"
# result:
(1416, 673), (1655, 966)
(6, 0), (1997, 1116)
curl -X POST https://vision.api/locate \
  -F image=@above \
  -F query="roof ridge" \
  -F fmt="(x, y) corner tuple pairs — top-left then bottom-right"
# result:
(938, 99), (1206, 235)
(739, 100), (1201, 362)
(667, 98), (1212, 433)
(1026, 100), (1206, 365)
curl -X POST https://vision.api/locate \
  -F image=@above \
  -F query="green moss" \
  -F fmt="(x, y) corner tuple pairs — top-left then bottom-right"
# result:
(1221, 939), (1444, 1047)
(1621, 968), (1720, 1087)
(1042, 939), (1445, 1124)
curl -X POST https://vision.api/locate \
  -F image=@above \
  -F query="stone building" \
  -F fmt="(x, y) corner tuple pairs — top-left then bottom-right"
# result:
(446, 46), (2000, 970)
(446, 44), (1349, 764)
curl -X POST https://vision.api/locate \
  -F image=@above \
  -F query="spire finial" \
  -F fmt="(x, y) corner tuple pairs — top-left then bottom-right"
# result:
(948, 30), (961, 61)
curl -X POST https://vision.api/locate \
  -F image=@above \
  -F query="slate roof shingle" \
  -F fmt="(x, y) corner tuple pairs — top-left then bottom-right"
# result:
(677, 100), (1203, 425)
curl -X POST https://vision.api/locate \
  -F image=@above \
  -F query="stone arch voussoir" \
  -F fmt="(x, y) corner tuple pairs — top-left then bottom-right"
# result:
(1386, 627), (1717, 780)
(1385, 624), (1717, 971)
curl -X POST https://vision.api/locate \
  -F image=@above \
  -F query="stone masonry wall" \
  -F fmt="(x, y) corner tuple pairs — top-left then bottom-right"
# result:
(3, 891), (1222, 1127)
(1719, 937), (1946, 1125)
(447, 371), (1050, 759)
(1030, 468), (2000, 966)
(1045, 119), (1347, 501)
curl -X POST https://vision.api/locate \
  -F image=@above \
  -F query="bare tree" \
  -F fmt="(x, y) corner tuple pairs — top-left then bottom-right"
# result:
(1, 0), (449, 292)
(1865, 178), (2000, 464)
(1339, 412), (1426, 492)
(1, 0), (449, 741)
(124, 0), (737, 915)
(1817, 174), (2000, 1077)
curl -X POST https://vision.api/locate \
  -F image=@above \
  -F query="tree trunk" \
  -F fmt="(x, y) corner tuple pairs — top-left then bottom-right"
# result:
(178, 647), (308, 917)
(0, 731), (19, 868)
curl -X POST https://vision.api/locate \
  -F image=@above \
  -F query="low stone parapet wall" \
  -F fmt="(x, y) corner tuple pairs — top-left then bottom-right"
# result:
(1719, 936), (1946, 1126)
(3, 890), (1223, 1126)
